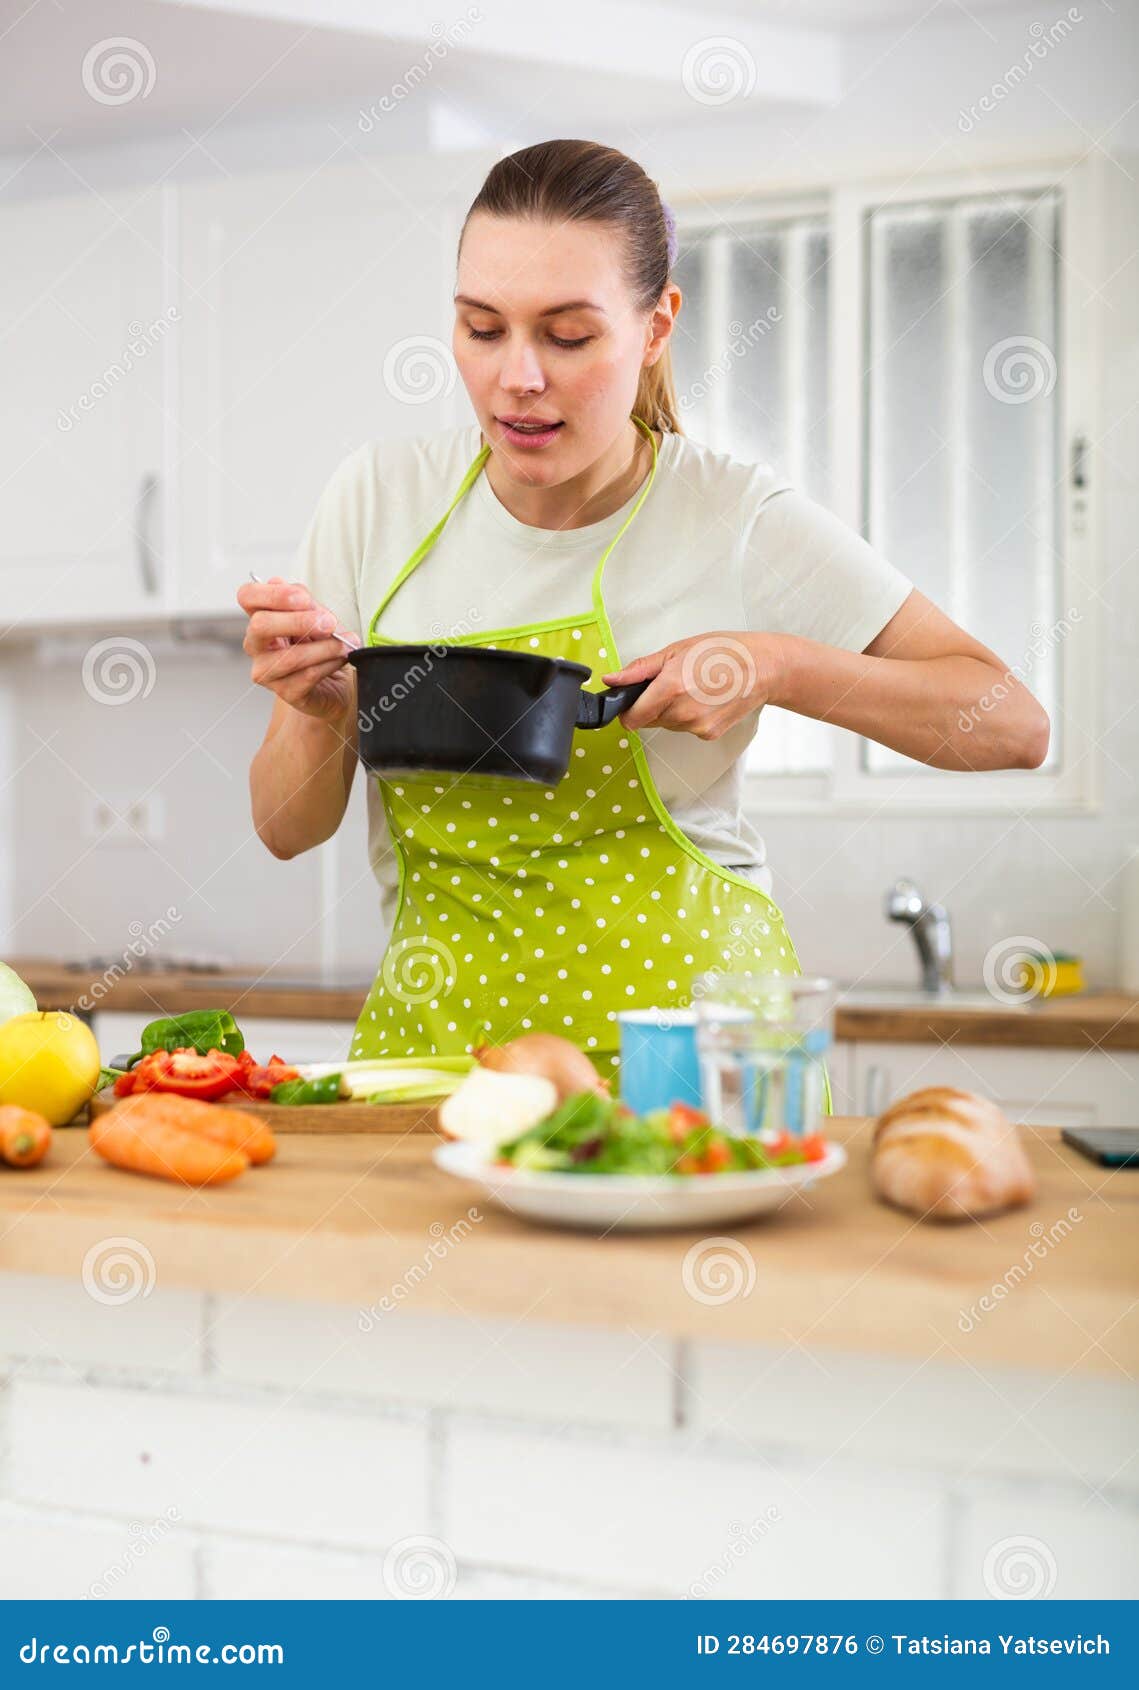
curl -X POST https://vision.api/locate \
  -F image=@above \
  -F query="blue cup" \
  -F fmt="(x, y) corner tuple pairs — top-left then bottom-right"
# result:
(617, 1009), (702, 1116)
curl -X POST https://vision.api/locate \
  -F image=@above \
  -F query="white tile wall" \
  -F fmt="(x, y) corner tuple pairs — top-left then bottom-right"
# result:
(445, 1422), (947, 1598)
(208, 1294), (677, 1431)
(1, 1276), (1133, 1602)
(8, 1379), (429, 1550)
(0, 1272), (204, 1376)
(954, 1490), (1139, 1600)
(687, 1342), (1139, 1494)
(0, 1502), (197, 1600)
(202, 1539), (613, 1601)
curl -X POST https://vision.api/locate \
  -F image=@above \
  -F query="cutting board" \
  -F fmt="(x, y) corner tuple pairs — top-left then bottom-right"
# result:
(87, 1087), (440, 1135)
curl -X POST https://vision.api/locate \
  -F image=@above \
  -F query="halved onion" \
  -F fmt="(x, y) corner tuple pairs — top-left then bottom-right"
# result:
(437, 1066), (558, 1149)
(473, 1033), (609, 1102)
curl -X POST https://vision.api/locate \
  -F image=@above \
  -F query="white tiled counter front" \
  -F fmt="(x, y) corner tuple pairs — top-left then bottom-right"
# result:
(2, 1277), (1136, 1603)
(0, 1120), (1134, 1603)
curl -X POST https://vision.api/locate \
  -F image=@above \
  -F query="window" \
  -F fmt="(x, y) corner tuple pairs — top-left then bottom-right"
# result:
(672, 159), (1098, 811)
(863, 189), (1061, 774)
(672, 210), (832, 774)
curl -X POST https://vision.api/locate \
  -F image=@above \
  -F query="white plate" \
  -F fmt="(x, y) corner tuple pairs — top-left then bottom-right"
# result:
(432, 1139), (848, 1232)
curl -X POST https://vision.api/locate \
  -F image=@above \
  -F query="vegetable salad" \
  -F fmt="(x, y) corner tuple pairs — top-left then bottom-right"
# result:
(499, 1093), (828, 1176)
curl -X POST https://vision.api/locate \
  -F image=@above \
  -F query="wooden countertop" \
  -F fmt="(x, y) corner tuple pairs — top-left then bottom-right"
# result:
(834, 990), (1139, 1050)
(9, 958), (370, 1023)
(13, 957), (1139, 1049)
(1, 1117), (1134, 1378)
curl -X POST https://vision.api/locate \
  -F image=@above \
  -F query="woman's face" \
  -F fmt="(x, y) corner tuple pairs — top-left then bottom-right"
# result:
(453, 212), (673, 487)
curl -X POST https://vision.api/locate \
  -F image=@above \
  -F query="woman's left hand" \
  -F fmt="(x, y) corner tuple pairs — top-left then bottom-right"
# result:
(601, 632), (785, 740)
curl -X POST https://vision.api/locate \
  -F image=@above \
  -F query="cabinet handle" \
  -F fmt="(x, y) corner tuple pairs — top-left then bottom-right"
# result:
(1070, 433), (1088, 490)
(864, 1064), (887, 1116)
(136, 472), (159, 595)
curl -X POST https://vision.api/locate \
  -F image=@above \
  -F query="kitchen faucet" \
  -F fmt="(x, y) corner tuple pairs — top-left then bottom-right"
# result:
(884, 877), (954, 994)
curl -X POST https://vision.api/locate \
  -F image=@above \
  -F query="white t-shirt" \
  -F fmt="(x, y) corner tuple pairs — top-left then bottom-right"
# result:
(296, 425), (912, 932)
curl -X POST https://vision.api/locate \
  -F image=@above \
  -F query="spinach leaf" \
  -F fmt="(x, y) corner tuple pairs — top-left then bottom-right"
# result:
(126, 1009), (245, 1068)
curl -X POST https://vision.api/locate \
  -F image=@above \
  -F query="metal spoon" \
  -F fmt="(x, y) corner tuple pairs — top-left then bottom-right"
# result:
(247, 571), (357, 648)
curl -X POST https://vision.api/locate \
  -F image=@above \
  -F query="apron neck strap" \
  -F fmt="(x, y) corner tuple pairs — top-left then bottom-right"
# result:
(590, 414), (658, 621)
(369, 442), (491, 637)
(368, 415), (659, 643)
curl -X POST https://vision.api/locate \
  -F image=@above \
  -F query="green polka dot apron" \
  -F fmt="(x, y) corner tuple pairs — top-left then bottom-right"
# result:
(350, 416), (825, 1097)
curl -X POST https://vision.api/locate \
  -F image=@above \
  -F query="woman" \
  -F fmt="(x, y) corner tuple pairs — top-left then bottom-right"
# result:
(239, 139), (1049, 1071)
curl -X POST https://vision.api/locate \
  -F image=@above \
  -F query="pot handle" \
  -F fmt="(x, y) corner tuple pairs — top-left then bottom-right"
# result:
(575, 679), (649, 730)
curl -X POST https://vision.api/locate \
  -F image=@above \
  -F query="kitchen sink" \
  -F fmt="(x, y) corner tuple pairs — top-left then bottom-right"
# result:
(838, 985), (1030, 1012)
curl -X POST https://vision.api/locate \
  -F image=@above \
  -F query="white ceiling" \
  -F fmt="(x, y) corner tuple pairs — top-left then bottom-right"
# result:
(0, 0), (1059, 159)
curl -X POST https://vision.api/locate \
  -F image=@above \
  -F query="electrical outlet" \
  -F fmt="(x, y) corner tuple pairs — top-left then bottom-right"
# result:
(82, 793), (165, 844)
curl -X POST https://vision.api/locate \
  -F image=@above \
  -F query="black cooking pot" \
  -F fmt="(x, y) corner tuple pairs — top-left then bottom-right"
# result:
(347, 644), (648, 785)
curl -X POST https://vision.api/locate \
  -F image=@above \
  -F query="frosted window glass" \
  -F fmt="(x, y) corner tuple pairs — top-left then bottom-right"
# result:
(863, 191), (1061, 773)
(673, 218), (833, 776)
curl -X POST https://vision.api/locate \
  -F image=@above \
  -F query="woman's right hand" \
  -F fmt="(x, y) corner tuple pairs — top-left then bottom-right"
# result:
(237, 576), (361, 723)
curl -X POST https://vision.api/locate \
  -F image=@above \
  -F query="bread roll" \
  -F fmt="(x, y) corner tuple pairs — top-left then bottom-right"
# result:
(871, 1085), (1035, 1222)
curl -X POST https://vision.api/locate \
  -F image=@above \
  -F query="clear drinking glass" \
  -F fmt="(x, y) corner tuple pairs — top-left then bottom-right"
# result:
(693, 973), (835, 1141)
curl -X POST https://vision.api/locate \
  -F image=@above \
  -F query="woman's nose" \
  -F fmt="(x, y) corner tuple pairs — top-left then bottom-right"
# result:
(498, 340), (546, 394)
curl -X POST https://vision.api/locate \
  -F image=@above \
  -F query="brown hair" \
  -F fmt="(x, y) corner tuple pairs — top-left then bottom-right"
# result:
(460, 139), (681, 434)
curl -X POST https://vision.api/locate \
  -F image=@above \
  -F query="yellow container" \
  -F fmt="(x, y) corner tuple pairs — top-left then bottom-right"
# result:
(1018, 952), (1084, 997)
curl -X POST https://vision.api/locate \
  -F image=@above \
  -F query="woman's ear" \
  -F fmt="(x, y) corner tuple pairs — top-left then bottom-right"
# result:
(644, 282), (681, 368)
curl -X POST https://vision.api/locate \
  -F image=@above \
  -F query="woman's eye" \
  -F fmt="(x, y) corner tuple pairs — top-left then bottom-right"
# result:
(465, 328), (591, 348)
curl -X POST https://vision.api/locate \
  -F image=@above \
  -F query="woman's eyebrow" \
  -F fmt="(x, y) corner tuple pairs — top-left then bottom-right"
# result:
(453, 294), (607, 317)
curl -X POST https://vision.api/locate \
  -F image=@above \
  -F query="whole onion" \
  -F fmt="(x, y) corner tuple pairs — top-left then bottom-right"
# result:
(473, 1033), (609, 1102)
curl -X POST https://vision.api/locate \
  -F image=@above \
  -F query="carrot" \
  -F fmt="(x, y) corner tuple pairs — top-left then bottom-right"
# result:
(0, 1106), (52, 1168)
(90, 1109), (248, 1186)
(112, 1092), (276, 1165)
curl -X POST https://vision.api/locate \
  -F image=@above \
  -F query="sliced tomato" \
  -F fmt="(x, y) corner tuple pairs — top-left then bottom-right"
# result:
(230, 1050), (299, 1099)
(667, 1100), (708, 1142)
(701, 1138), (733, 1172)
(799, 1133), (828, 1163)
(761, 1128), (794, 1158)
(127, 1047), (243, 1100)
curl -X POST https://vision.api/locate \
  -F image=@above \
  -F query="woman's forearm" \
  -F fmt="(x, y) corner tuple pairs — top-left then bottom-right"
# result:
(770, 634), (1050, 771)
(251, 703), (358, 859)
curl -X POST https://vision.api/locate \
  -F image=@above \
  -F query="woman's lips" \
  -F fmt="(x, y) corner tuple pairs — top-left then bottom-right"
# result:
(497, 418), (564, 449)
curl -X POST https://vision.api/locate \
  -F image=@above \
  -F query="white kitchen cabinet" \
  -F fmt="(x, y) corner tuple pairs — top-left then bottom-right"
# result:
(841, 1039), (1139, 1128)
(93, 1012), (357, 1068)
(0, 187), (173, 625)
(175, 157), (480, 614)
